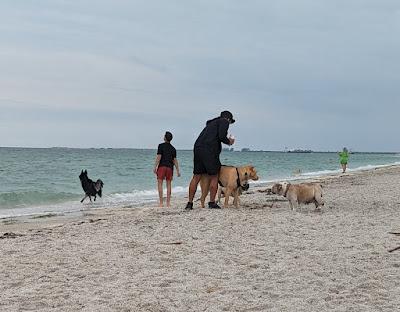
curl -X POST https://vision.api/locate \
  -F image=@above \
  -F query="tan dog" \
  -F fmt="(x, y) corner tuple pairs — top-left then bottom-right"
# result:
(271, 182), (324, 210)
(200, 165), (259, 208)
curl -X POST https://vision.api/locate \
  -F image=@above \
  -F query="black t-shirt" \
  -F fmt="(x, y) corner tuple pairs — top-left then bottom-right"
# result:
(157, 143), (177, 169)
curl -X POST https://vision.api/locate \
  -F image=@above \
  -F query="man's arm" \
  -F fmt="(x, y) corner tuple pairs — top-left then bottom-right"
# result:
(218, 119), (231, 145)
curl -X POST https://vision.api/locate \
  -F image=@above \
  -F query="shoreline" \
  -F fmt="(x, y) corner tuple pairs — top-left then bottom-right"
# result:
(0, 164), (398, 236)
(1, 163), (400, 227)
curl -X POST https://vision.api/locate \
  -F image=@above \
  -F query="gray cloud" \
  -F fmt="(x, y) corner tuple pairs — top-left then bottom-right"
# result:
(0, 0), (399, 151)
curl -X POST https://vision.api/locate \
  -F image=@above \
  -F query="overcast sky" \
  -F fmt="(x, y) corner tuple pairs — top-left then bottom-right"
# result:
(0, 0), (399, 151)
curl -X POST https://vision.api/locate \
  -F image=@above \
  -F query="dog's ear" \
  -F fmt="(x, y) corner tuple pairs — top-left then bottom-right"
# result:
(84, 170), (87, 174)
(81, 170), (83, 174)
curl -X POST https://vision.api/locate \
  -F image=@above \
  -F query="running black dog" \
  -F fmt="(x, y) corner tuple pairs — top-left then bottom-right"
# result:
(79, 170), (104, 203)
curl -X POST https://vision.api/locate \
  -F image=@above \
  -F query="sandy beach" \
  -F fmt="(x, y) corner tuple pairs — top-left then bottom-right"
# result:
(1, 166), (399, 312)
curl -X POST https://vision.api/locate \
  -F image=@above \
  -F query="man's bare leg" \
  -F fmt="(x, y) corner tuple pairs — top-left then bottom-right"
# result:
(188, 175), (201, 202)
(186, 175), (201, 209)
(209, 175), (219, 203)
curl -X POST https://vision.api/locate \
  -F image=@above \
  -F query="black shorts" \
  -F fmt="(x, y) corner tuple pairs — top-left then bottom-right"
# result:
(193, 147), (221, 176)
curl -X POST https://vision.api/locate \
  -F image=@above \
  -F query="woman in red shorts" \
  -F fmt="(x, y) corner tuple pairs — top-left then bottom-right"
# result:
(153, 132), (180, 207)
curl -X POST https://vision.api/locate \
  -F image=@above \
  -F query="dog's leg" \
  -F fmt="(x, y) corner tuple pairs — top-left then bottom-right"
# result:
(296, 200), (301, 212)
(224, 187), (232, 208)
(200, 189), (207, 208)
(80, 195), (88, 203)
(289, 196), (299, 211)
(287, 195), (295, 211)
(315, 192), (324, 209)
(89, 196), (92, 202)
(94, 195), (96, 202)
(315, 201), (324, 210)
(293, 196), (300, 211)
(233, 189), (239, 208)
(314, 200), (321, 209)
(217, 187), (222, 204)
(200, 188), (207, 208)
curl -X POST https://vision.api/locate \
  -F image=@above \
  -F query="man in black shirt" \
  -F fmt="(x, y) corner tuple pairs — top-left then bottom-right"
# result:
(185, 111), (235, 210)
(154, 131), (180, 207)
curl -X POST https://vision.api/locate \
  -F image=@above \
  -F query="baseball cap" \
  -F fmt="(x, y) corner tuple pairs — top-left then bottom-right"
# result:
(220, 111), (235, 124)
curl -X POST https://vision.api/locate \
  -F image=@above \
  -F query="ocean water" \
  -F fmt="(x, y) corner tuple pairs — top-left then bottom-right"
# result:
(0, 147), (399, 218)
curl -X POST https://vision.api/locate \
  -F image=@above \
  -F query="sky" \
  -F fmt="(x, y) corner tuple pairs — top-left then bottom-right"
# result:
(0, 0), (399, 152)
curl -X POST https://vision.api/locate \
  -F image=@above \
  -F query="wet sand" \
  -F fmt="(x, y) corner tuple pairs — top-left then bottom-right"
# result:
(1, 166), (399, 311)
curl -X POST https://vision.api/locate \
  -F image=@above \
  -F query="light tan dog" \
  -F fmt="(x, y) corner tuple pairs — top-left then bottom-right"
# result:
(200, 165), (259, 208)
(271, 182), (324, 210)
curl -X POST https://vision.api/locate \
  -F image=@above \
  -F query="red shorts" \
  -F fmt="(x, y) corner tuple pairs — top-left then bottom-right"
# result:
(157, 166), (173, 181)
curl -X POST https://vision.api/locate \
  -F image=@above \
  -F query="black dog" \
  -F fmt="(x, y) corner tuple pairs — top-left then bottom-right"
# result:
(79, 170), (104, 203)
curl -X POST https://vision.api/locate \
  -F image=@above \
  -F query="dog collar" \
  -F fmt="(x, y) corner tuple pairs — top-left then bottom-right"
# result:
(236, 168), (241, 187)
(283, 184), (290, 197)
(236, 167), (249, 189)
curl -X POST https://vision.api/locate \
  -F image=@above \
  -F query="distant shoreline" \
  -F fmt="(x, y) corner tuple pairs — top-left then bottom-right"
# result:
(0, 146), (399, 154)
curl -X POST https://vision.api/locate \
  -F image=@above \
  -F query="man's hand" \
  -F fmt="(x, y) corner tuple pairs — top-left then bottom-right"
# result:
(229, 137), (235, 145)
(177, 171), (181, 177)
(153, 167), (158, 175)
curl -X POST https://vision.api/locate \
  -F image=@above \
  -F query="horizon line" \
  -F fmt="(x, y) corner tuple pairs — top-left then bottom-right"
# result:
(0, 146), (398, 154)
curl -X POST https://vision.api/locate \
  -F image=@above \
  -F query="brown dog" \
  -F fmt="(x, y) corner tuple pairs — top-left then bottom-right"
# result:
(271, 182), (324, 210)
(200, 165), (259, 208)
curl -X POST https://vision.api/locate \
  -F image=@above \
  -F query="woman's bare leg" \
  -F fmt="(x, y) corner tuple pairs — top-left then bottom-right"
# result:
(166, 180), (172, 207)
(157, 179), (164, 207)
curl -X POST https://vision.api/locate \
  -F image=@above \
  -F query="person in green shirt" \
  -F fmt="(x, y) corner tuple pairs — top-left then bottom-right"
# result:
(339, 147), (349, 173)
